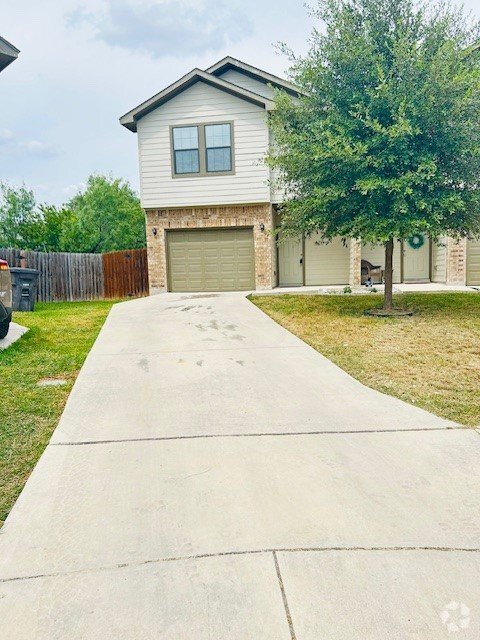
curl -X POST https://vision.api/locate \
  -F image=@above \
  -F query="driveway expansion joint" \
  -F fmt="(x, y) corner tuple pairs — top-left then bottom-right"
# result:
(50, 425), (465, 447)
(2, 545), (479, 585)
(273, 551), (297, 640)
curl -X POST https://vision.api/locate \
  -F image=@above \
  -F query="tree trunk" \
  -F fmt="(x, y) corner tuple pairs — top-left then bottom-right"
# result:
(383, 238), (394, 311)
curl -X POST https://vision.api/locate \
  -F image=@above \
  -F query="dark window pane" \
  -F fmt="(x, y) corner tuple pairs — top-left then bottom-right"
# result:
(206, 147), (231, 172)
(173, 126), (198, 150)
(175, 149), (200, 174)
(205, 123), (231, 148)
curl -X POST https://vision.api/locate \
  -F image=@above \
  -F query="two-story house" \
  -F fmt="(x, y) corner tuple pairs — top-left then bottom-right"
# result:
(121, 56), (479, 293)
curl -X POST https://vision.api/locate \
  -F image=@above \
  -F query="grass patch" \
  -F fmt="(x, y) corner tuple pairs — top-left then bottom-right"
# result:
(0, 301), (116, 525)
(252, 292), (480, 427)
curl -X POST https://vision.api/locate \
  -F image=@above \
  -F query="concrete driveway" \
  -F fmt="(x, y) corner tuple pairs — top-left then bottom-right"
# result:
(1, 293), (479, 639)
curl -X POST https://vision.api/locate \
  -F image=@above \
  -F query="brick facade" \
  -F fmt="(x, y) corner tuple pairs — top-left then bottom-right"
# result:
(445, 237), (467, 285)
(349, 239), (362, 287)
(145, 203), (275, 293)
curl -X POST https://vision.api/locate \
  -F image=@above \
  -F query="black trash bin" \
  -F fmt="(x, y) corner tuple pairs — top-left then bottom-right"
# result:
(10, 267), (40, 312)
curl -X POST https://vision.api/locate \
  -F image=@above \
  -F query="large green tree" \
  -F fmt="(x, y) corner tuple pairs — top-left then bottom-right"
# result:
(269, 0), (480, 310)
(0, 183), (40, 249)
(31, 204), (74, 252)
(62, 175), (146, 253)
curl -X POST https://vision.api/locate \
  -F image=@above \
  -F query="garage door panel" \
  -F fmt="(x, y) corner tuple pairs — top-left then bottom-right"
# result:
(467, 240), (480, 286)
(167, 228), (255, 292)
(305, 236), (350, 285)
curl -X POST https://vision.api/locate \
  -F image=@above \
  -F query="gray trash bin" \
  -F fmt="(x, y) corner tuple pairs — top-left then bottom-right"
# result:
(10, 267), (40, 312)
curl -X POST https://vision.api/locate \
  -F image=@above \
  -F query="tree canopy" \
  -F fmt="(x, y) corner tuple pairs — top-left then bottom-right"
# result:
(0, 174), (146, 254)
(62, 175), (146, 253)
(0, 184), (40, 250)
(268, 0), (480, 308)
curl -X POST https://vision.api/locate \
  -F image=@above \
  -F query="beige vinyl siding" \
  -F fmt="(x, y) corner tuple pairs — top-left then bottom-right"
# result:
(431, 238), (447, 283)
(269, 129), (287, 204)
(362, 241), (402, 284)
(305, 235), (350, 285)
(137, 81), (270, 209)
(218, 69), (277, 100)
(467, 239), (480, 286)
(219, 69), (294, 205)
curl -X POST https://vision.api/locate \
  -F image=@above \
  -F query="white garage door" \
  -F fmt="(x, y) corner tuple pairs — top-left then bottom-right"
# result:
(467, 240), (480, 286)
(305, 235), (350, 285)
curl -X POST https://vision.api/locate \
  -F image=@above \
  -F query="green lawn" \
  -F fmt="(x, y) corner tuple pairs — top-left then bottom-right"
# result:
(252, 292), (480, 428)
(0, 301), (116, 525)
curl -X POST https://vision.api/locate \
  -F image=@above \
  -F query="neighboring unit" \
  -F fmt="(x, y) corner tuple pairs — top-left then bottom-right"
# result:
(0, 35), (19, 73)
(121, 57), (477, 292)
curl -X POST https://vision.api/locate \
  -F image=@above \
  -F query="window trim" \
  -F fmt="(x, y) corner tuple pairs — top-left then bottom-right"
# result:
(170, 121), (235, 178)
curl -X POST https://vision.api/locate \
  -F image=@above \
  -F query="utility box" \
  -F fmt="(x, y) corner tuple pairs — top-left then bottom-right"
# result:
(10, 267), (40, 312)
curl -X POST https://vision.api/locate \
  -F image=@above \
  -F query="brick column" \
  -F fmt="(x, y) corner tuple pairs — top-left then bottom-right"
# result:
(349, 238), (362, 287)
(145, 210), (168, 294)
(253, 205), (276, 290)
(445, 237), (467, 285)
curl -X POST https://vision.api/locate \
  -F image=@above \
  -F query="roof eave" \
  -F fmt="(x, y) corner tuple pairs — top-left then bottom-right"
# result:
(119, 69), (273, 133)
(206, 56), (305, 97)
(0, 36), (20, 73)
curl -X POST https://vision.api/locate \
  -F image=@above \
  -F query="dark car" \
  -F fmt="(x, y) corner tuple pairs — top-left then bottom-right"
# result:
(0, 258), (13, 338)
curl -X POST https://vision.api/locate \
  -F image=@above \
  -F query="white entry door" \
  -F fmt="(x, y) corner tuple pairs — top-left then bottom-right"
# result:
(403, 235), (430, 281)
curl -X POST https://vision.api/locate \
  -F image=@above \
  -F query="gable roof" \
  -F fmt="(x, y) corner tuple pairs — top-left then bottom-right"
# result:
(120, 57), (304, 133)
(0, 36), (19, 73)
(120, 67), (275, 132)
(206, 56), (304, 97)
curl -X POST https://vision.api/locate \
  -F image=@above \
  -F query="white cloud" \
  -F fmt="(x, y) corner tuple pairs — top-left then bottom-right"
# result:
(0, 130), (61, 158)
(62, 182), (86, 197)
(67, 0), (254, 58)
(0, 129), (14, 144)
(18, 140), (62, 158)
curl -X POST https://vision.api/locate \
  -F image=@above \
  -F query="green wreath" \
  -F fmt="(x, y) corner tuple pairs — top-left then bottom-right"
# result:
(407, 234), (425, 250)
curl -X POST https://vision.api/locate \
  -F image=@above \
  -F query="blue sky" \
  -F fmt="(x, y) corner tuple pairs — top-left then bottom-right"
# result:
(1, 0), (478, 205)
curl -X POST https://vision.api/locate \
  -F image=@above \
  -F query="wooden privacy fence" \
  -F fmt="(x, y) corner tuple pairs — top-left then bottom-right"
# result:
(0, 248), (149, 302)
(103, 249), (149, 299)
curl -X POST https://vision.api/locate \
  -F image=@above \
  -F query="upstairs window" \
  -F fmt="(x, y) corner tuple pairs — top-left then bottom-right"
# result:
(205, 123), (232, 173)
(172, 126), (200, 174)
(171, 122), (234, 177)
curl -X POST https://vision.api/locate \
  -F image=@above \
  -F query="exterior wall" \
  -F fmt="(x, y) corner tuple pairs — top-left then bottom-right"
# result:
(445, 237), (467, 285)
(431, 237), (447, 283)
(218, 69), (298, 205)
(137, 81), (270, 209)
(218, 69), (277, 99)
(362, 241), (402, 284)
(145, 204), (274, 293)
